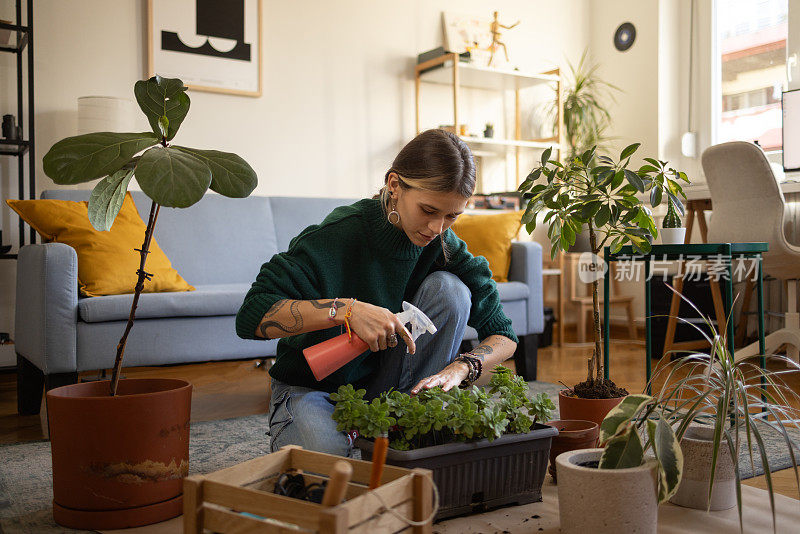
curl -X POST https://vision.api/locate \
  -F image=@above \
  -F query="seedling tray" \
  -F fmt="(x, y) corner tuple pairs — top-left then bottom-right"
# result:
(358, 423), (557, 520)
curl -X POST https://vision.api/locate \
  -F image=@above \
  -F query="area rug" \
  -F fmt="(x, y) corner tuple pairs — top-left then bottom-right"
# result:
(1, 381), (797, 533)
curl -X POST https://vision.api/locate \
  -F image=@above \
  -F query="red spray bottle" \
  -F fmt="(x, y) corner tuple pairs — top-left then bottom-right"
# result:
(303, 301), (437, 382)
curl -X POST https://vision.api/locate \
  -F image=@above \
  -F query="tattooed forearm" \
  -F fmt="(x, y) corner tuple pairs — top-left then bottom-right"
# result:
(258, 300), (303, 338)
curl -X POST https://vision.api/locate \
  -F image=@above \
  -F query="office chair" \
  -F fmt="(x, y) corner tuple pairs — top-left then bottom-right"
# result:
(701, 141), (800, 363)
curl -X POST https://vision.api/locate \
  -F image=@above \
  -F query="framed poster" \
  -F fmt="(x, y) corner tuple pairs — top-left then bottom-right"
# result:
(148, 0), (262, 97)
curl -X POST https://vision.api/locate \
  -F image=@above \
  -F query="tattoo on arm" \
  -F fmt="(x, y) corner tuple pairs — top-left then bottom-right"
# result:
(309, 299), (346, 310)
(468, 344), (494, 361)
(258, 300), (304, 338)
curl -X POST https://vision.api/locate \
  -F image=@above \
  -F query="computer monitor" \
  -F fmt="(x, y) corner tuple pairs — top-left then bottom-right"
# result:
(783, 88), (800, 171)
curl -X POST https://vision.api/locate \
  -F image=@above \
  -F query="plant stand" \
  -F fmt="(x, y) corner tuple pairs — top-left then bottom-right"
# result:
(183, 445), (435, 534)
(358, 423), (557, 520)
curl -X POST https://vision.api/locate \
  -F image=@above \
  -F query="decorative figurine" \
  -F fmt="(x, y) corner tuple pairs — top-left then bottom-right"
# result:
(488, 11), (519, 67)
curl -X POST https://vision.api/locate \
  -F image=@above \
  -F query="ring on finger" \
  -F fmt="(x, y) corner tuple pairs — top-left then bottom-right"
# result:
(387, 333), (398, 346)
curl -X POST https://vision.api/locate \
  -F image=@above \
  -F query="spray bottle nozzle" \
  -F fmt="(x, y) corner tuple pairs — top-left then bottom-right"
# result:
(395, 301), (437, 353)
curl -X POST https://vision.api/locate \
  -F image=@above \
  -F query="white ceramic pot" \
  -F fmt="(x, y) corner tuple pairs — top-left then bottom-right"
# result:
(660, 227), (686, 244)
(556, 448), (658, 534)
(669, 425), (736, 510)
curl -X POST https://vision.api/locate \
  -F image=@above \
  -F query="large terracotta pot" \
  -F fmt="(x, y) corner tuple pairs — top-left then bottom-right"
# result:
(558, 390), (625, 428)
(546, 419), (599, 482)
(47, 378), (192, 530)
(557, 448), (658, 534)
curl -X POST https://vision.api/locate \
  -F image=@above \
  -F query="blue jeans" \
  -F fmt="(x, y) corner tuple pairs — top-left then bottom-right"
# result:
(267, 271), (471, 456)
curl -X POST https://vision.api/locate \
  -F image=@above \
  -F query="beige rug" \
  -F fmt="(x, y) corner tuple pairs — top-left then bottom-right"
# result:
(104, 479), (800, 534)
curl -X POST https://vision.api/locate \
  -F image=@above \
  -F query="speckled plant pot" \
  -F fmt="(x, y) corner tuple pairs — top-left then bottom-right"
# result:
(556, 448), (658, 534)
(669, 425), (736, 510)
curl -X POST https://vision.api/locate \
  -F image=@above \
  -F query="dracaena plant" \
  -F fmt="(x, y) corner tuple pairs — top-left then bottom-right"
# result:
(42, 76), (258, 396)
(518, 144), (689, 394)
(650, 289), (800, 533)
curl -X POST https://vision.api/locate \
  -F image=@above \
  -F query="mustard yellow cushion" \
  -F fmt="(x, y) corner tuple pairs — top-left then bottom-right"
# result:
(6, 193), (195, 297)
(451, 211), (523, 283)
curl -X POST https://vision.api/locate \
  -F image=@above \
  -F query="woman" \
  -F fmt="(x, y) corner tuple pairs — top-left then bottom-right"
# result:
(236, 129), (518, 456)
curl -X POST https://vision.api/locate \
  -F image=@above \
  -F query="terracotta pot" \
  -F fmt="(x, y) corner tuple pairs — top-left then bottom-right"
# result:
(546, 420), (600, 482)
(669, 425), (737, 510)
(47, 378), (192, 530)
(557, 448), (658, 534)
(558, 390), (625, 428)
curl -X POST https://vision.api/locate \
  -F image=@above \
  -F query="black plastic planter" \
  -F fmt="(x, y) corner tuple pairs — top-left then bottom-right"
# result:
(357, 423), (557, 519)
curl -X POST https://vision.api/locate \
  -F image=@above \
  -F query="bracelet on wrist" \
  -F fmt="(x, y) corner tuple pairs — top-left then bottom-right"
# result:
(327, 298), (340, 322)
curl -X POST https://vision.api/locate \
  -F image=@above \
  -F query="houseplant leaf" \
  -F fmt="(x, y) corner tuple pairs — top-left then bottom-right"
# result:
(135, 146), (212, 208)
(599, 426), (644, 469)
(134, 75), (191, 141)
(173, 146), (258, 197)
(43, 132), (159, 184)
(87, 168), (135, 231)
(599, 393), (651, 443)
(648, 418), (683, 503)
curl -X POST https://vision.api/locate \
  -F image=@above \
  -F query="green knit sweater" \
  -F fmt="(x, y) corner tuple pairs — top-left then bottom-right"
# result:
(235, 198), (517, 392)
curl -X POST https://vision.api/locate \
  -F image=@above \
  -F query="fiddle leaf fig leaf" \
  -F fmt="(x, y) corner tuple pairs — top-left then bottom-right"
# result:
(158, 115), (169, 138)
(134, 146), (211, 208)
(87, 168), (135, 231)
(173, 146), (258, 197)
(43, 132), (159, 184)
(134, 75), (190, 141)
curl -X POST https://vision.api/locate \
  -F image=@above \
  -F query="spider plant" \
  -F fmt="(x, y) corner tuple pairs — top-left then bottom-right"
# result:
(648, 286), (800, 533)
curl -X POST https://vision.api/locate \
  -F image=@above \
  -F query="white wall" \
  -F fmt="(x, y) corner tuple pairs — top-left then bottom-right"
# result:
(0, 0), (591, 357)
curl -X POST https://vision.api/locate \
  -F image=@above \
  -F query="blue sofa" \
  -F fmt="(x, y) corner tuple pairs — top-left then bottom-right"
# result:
(15, 191), (544, 414)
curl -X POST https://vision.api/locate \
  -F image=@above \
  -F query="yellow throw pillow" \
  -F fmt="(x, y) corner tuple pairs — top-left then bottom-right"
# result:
(451, 211), (523, 283)
(7, 193), (195, 297)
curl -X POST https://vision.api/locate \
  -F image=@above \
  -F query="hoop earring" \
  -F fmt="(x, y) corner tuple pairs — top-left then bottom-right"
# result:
(388, 208), (400, 225)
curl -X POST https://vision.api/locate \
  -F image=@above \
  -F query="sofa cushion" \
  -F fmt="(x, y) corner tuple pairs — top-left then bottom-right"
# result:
(42, 190), (280, 286)
(451, 211), (522, 283)
(8, 194), (194, 297)
(79, 283), (250, 323)
(495, 281), (529, 301)
(270, 197), (360, 252)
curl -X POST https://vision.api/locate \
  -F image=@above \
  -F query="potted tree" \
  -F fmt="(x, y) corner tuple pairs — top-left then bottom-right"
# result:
(41, 76), (257, 529)
(332, 366), (558, 519)
(519, 144), (689, 425)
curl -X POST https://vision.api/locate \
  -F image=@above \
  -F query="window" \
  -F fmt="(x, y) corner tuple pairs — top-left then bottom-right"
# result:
(715, 0), (787, 151)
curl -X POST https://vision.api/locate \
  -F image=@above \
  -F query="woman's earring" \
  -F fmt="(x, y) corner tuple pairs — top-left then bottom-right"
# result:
(388, 199), (400, 224)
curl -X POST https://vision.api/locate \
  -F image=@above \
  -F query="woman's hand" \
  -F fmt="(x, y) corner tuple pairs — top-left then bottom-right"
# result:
(347, 300), (415, 354)
(410, 361), (470, 394)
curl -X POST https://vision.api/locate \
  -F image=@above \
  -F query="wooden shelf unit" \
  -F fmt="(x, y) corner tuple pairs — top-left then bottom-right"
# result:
(414, 53), (564, 189)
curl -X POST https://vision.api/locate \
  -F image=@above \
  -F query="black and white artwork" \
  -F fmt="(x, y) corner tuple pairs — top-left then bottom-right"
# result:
(148, 0), (261, 96)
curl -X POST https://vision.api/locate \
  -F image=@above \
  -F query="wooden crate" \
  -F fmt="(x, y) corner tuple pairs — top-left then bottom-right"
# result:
(183, 445), (434, 534)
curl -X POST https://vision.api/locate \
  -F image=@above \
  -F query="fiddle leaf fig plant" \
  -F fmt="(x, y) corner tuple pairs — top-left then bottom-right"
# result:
(518, 144), (690, 396)
(42, 75), (258, 396)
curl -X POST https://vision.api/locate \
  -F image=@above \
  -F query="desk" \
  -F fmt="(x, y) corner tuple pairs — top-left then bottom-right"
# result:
(603, 243), (768, 391)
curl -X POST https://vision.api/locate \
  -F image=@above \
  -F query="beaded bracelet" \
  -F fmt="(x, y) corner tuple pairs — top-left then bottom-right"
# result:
(455, 354), (480, 388)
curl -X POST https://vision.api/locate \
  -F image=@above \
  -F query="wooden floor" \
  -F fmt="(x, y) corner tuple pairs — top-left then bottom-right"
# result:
(1, 326), (798, 500)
